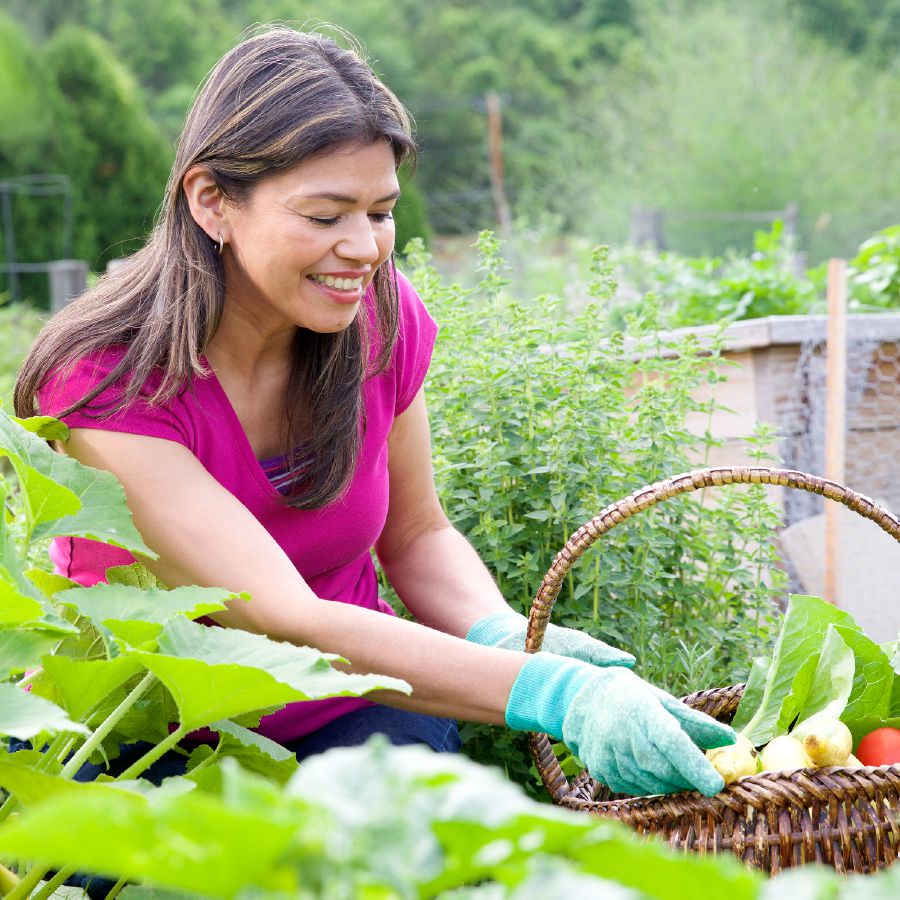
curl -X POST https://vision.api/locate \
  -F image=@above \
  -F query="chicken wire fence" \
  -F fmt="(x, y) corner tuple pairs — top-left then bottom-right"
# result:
(774, 315), (900, 592)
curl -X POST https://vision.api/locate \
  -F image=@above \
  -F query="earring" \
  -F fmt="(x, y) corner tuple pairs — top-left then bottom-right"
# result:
(216, 233), (224, 255)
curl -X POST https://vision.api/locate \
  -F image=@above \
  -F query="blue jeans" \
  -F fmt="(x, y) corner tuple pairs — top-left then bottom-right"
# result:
(8, 706), (460, 895)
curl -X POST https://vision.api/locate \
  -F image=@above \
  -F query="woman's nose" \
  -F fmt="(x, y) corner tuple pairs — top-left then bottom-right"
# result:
(336, 216), (380, 264)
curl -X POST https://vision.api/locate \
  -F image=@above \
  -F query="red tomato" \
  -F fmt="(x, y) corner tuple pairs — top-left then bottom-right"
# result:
(855, 727), (900, 766)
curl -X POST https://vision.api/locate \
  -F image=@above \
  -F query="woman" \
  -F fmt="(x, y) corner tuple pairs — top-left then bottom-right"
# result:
(15, 26), (734, 793)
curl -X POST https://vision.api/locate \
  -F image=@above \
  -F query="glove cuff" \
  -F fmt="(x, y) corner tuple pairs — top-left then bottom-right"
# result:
(465, 610), (526, 647)
(504, 652), (593, 740)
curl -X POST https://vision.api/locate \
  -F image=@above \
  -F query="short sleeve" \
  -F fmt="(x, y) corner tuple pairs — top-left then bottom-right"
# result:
(392, 271), (439, 416)
(36, 348), (194, 449)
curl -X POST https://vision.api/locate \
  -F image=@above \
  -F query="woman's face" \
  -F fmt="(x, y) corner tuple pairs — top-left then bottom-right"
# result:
(222, 140), (399, 336)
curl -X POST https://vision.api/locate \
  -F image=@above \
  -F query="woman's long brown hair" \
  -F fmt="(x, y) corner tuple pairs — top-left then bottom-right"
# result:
(14, 25), (416, 509)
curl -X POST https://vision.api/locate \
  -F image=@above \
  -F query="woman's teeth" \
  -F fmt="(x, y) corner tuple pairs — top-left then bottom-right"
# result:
(309, 274), (363, 291)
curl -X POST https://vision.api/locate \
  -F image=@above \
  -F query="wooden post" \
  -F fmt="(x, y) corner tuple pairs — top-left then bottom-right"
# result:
(824, 258), (847, 604)
(485, 91), (512, 240)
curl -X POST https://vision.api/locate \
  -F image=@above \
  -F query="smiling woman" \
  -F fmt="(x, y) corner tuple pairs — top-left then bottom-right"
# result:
(12, 27), (735, 887)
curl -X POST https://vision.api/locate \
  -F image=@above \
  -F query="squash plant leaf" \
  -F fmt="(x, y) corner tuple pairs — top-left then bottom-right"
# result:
(0, 630), (61, 679)
(12, 415), (70, 441)
(0, 762), (306, 898)
(40, 655), (145, 721)
(0, 409), (156, 556)
(130, 617), (410, 732)
(54, 582), (244, 652)
(203, 719), (299, 785)
(0, 682), (89, 739)
(0, 565), (46, 626)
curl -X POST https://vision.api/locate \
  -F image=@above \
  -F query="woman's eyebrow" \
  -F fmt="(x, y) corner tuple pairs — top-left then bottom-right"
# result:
(291, 190), (402, 204)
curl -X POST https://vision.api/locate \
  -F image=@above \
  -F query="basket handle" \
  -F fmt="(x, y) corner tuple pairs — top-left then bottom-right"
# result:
(525, 465), (900, 801)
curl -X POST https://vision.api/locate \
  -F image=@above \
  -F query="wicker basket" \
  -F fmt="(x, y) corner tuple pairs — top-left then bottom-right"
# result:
(526, 466), (900, 875)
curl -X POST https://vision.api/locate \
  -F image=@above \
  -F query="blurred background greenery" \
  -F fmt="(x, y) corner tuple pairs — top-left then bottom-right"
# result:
(3, 0), (900, 307)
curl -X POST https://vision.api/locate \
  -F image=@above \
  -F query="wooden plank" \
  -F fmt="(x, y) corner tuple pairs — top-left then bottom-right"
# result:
(824, 259), (848, 604)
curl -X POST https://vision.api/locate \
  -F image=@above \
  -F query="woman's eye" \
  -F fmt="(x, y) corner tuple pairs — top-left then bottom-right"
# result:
(307, 216), (340, 226)
(370, 212), (394, 222)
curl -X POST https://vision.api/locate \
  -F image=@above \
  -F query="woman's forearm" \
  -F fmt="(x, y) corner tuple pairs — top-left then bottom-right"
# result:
(378, 523), (512, 637)
(210, 584), (525, 723)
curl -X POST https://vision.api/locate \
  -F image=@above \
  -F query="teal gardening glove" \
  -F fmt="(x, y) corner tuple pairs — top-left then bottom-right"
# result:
(505, 652), (736, 797)
(466, 609), (635, 668)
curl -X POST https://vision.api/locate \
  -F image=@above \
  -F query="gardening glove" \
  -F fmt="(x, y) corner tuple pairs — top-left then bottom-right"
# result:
(466, 609), (635, 668)
(504, 652), (736, 797)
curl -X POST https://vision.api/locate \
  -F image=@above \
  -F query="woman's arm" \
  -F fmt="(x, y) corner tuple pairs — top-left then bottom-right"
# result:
(374, 386), (513, 637)
(58, 427), (525, 723)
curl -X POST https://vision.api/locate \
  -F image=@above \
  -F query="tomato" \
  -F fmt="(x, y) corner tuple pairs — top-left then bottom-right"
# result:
(855, 727), (900, 766)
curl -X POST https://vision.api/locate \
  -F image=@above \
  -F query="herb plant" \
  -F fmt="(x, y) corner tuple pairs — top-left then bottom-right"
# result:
(403, 233), (786, 790)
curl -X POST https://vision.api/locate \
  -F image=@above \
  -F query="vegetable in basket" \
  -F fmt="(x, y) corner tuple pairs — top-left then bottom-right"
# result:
(715, 594), (900, 782)
(855, 726), (900, 766)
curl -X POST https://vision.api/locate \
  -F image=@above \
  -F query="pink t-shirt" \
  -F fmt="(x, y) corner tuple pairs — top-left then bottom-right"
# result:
(37, 271), (438, 744)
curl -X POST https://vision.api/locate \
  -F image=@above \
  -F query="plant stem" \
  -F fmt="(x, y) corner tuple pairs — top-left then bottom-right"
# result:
(0, 863), (20, 896)
(104, 876), (129, 899)
(116, 724), (187, 782)
(60, 672), (156, 779)
(30, 865), (72, 900)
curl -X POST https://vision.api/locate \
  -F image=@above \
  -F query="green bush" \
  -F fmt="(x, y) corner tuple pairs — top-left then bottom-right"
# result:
(847, 225), (900, 310)
(404, 233), (785, 791)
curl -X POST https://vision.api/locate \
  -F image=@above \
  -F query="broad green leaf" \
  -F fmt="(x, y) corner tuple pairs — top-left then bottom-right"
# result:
(0, 566), (45, 625)
(740, 596), (868, 745)
(732, 656), (771, 732)
(779, 626), (855, 731)
(26, 569), (79, 598)
(130, 617), (410, 732)
(0, 682), (88, 739)
(206, 719), (299, 785)
(287, 739), (762, 900)
(107, 561), (166, 590)
(40, 655), (145, 721)
(0, 630), (60, 679)
(12, 415), (69, 441)
(0, 758), (94, 805)
(844, 714), (900, 748)
(835, 625), (894, 724)
(0, 409), (155, 556)
(55, 582), (243, 651)
(0, 764), (305, 898)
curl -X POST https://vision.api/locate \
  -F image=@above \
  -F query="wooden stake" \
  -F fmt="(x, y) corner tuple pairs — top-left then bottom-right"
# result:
(824, 258), (847, 604)
(485, 91), (512, 239)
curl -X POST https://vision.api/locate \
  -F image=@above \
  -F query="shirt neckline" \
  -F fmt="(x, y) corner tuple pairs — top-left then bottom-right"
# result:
(197, 355), (287, 504)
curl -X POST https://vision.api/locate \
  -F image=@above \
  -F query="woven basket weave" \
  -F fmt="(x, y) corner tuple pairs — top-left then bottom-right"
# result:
(526, 466), (900, 875)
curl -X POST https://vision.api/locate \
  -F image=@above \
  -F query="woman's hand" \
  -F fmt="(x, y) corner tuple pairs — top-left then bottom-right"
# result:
(466, 609), (635, 667)
(504, 653), (735, 797)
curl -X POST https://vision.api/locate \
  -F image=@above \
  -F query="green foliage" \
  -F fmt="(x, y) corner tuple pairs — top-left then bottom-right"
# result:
(584, 1), (900, 262)
(611, 222), (819, 328)
(0, 304), (44, 410)
(402, 234), (785, 790)
(848, 225), (900, 309)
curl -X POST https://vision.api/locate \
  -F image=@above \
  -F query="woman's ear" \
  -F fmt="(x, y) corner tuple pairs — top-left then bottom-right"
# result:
(182, 165), (229, 244)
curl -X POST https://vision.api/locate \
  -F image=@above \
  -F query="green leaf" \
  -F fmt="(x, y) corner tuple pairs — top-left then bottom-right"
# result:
(55, 582), (242, 650)
(844, 714), (900, 748)
(0, 682), (88, 739)
(732, 656), (771, 732)
(0, 566), (45, 626)
(130, 617), (411, 732)
(206, 719), (299, 785)
(25, 569), (79, 598)
(12, 415), (70, 441)
(0, 409), (155, 556)
(740, 596), (867, 745)
(0, 763), (305, 897)
(40, 655), (145, 721)
(0, 630), (61, 679)
(779, 625), (855, 730)
(107, 562), (165, 590)
(835, 624), (895, 724)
